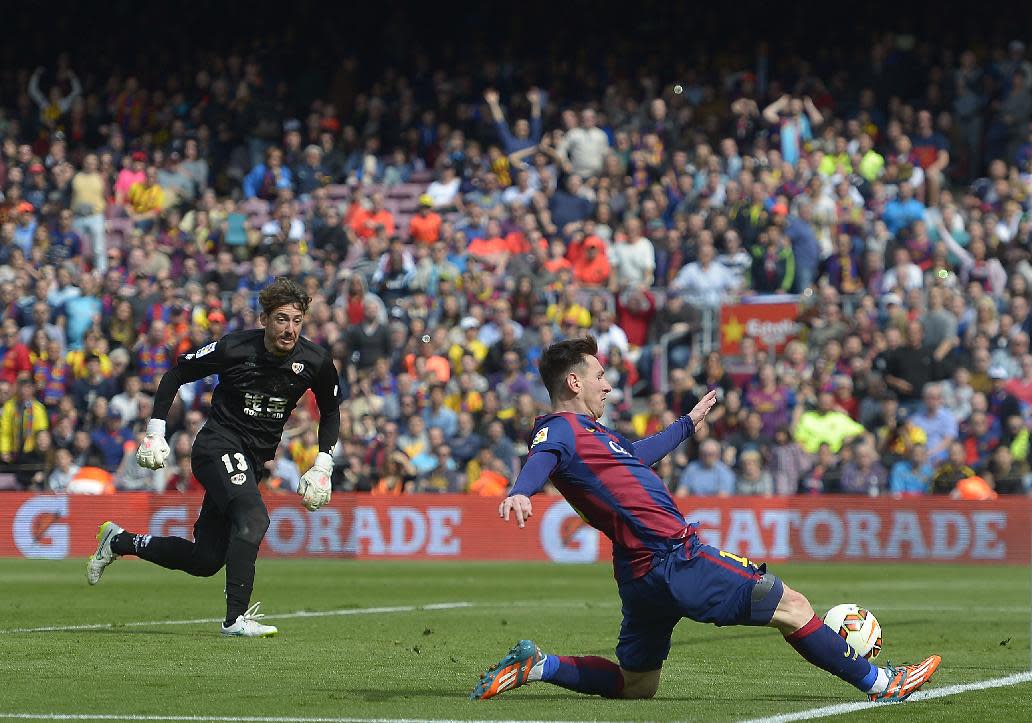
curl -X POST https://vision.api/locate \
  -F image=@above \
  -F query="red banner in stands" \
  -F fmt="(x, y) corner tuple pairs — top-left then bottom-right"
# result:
(0, 493), (1028, 563)
(719, 301), (801, 355)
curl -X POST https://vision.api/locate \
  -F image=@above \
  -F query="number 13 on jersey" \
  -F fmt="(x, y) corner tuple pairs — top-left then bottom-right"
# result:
(221, 453), (248, 472)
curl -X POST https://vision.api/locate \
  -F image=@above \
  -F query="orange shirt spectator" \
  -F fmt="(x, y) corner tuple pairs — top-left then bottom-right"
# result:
(405, 351), (451, 383)
(469, 467), (509, 496)
(545, 256), (573, 274)
(371, 477), (405, 495)
(467, 235), (511, 258)
(503, 230), (536, 254)
(349, 194), (396, 239)
(408, 196), (443, 244)
(572, 236), (611, 286)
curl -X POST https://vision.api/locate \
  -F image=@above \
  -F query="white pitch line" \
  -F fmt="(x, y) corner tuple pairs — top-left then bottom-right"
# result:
(0, 713), (615, 717)
(740, 670), (1032, 722)
(0, 717), (617, 723)
(2, 674), (1030, 723)
(0, 602), (473, 634)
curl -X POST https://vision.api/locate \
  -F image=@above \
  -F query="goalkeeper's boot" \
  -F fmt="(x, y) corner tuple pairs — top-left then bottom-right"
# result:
(86, 521), (123, 585)
(470, 639), (543, 700)
(221, 602), (278, 638)
(869, 655), (941, 702)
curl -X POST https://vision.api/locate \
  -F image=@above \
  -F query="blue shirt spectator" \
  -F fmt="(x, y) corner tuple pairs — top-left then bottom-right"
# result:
(91, 414), (132, 472)
(62, 280), (102, 351)
(889, 446), (934, 495)
(784, 210), (820, 291)
(423, 387), (458, 439)
(484, 88), (544, 155)
(549, 176), (594, 229)
(676, 441), (735, 496)
(242, 147), (293, 200)
(882, 185), (926, 236)
(908, 385), (958, 466)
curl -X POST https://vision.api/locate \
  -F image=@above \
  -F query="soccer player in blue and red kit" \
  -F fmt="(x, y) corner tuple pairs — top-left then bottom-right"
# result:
(471, 336), (940, 703)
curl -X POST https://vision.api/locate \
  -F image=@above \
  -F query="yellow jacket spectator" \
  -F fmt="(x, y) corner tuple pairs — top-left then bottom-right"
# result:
(448, 317), (488, 372)
(67, 348), (113, 379)
(127, 166), (165, 217)
(547, 302), (591, 329)
(794, 391), (865, 454)
(0, 380), (50, 461)
(288, 428), (319, 473)
(445, 385), (484, 415)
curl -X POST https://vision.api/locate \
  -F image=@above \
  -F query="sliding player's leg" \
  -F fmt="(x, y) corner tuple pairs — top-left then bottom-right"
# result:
(472, 560), (678, 700)
(682, 542), (940, 702)
(771, 582), (940, 702)
(470, 638), (637, 701)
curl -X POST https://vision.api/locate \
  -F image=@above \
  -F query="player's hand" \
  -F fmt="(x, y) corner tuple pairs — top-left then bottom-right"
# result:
(688, 389), (718, 428)
(499, 495), (533, 528)
(298, 452), (333, 511)
(136, 434), (170, 470)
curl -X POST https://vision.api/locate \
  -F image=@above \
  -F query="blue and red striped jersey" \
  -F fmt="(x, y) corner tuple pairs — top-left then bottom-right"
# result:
(528, 411), (694, 582)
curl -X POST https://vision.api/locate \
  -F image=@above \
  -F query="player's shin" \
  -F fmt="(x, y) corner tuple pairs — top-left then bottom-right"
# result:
(114, 530), (190, 565)
(224, 495), (270, 625)
(224, 538), (260, 625)
(537, 654), (626, 698)
(784, 615), (879, 692)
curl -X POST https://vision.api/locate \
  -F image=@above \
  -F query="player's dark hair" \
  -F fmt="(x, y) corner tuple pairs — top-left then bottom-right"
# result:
(538, 335), (598, 402)
(258, 277), (312, 316)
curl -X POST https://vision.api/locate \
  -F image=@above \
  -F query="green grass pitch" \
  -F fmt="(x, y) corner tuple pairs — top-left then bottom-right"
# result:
(0, 559), (1029, 721)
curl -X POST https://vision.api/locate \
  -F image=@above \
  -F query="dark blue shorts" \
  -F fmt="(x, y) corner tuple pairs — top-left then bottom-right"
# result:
(615, 540), (784, 672)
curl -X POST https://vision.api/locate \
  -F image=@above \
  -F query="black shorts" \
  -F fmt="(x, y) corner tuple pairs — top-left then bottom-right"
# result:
(192, 435), (263, 512)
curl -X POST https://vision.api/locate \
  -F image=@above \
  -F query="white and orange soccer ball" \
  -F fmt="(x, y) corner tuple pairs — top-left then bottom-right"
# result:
(823, 604), (882, 661)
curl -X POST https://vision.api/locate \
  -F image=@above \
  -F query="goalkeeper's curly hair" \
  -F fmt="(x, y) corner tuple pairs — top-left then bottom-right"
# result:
(258, 276), (312, 316)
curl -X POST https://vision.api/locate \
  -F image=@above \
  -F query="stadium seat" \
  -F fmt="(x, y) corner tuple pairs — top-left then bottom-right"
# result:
(325, 184), (351, 201)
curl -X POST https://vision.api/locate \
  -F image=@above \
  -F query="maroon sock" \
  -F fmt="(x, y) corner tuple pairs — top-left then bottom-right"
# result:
(784, 614), (876, 691)
(544, 655), (625, 698)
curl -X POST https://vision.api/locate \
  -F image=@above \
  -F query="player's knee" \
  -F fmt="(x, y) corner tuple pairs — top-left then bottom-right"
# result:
(779, 585), (815, 624)
(190, 554), (224, 578)
(229, 497), (270, 547)
(623, 682), (658, 699)
(620, 669), (660, 699)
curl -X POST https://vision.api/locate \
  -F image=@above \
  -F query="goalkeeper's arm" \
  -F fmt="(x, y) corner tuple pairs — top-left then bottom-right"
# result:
(298, 357), (343, 511)
(140, 342), (224, 470)
(137, 367), (189, 470)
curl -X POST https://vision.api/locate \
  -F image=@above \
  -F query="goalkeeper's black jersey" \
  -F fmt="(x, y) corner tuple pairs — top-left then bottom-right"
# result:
(153, 329), (341, 464)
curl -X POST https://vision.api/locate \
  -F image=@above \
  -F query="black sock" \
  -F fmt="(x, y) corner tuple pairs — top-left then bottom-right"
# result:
(111, 531), (142, 556)
(113, 531), (224, 579)
(224, 538), (260, 626)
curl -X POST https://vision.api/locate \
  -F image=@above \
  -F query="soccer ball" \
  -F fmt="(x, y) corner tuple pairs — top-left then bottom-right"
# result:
(823, 604), (882, 661)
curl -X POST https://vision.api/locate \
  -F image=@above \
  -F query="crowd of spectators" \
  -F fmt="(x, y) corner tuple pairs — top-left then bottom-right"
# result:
(1, 24), (1032, 499)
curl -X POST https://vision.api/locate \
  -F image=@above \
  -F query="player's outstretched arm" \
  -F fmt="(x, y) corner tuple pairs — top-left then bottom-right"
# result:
(688, 389), (718, 428)
(499, 494), (533, 528)
(500, 452), (559, 528)
(633, 390), (718, 467)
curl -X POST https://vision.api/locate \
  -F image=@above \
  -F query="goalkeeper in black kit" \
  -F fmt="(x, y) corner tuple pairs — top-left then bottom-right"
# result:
(86, 277), (343, 637)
